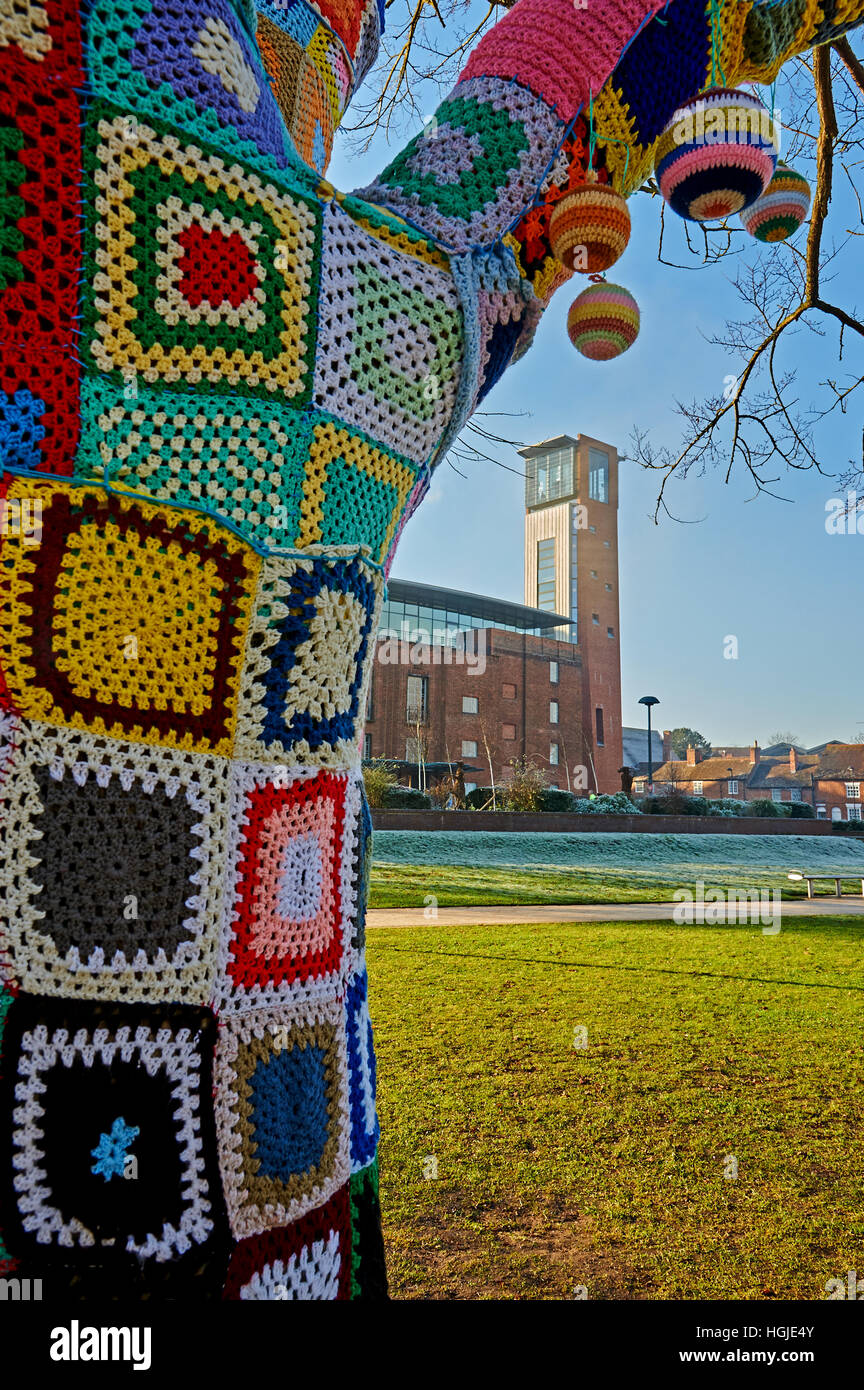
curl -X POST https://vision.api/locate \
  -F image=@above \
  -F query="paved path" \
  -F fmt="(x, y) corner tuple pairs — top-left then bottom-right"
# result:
(367, 899), (864, 928)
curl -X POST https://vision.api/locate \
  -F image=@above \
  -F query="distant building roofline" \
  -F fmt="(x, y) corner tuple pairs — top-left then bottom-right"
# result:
(386, 577), (571, 632)
(516, 434), (580, 459)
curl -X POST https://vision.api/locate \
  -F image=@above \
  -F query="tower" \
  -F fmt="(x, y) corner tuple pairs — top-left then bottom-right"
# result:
(519, 434), (623, 792)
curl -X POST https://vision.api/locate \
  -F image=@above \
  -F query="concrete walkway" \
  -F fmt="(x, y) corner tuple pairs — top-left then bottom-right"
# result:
(367, 899), (864, 928)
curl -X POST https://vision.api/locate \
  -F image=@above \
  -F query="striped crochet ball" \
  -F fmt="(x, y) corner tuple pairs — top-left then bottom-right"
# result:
(656, 88), (778, 223)
(740, 162), (811, 241)
(549, 182), (631, 273)
(567, 283), (640, 361)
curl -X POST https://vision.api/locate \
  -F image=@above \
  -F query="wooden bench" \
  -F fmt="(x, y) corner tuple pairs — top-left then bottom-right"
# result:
(788, 872), (864, 899)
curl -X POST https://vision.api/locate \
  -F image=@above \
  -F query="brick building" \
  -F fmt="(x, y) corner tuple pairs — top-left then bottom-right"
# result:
(363, 579), (593, 791)
(633, 738), (864, 820)
(362, 432), (624, 793)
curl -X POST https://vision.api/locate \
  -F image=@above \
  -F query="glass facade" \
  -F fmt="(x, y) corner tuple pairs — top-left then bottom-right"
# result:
(379, 596), (572, 643)
(588, 448), (609, 502)
(536, 537), (556, 611)
(525, 445), (574, 507)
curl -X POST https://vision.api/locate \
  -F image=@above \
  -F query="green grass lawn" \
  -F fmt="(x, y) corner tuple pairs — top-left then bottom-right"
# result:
(369, 860), (864, 907)
(367, 914), (864, 1299)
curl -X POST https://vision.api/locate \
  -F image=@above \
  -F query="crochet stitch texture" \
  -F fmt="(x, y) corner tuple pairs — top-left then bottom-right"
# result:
(2, 0), (862, 1300)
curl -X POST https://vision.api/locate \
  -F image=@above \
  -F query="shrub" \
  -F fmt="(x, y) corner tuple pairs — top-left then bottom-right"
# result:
(706, 798), (749, 817)
(539, 788), (579, 813)
(747, 799), (785, 817)
(503, 758), (547, 813)
(572, 792), (642, 815)
(466, 786), (496, 810)
(362, 760), (398, 808)
(787, 801), (815, 818)
(428, 773), (465, 809)
(382, 784), (432, 809)
(835, 819), (864, 836)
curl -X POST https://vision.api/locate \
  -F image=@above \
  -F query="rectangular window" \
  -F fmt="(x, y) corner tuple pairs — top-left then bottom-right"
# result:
(607, 626), (615, 638)
(588, 447), (609, 503)
(549, 742), (559, 766)
(728, 779), (739, 795)
(590, 569), (598, 579)
(502, 723), (516, 741)
(592, 613), (599, 625)
(549, 660), (559, 684)
(845, 782), (860, 800)
(790, 788), (803, 802)
(462, 695), (478, 714)
(365, 668), (374, 720)
(817, 804), (827, 819)
(549, 700), (559, 724)
(362, 733), (372, 760)
(536, 537), (557, 611)
(502, 682), (516, 700)
(462, 740), (478, 758)
(406, 737), (422, 761)
(772, 790), (784, 802)
(525, 446), (574, 507)
(595, 707), (605, 747)
(406, 674), (427, 723)
(693, 781), (703, 796)
(849, 805), (863, 821)
(605, 582), (613, 592)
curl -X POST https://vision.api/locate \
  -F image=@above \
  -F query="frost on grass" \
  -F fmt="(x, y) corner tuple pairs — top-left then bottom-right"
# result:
(372, 830), (864, 873)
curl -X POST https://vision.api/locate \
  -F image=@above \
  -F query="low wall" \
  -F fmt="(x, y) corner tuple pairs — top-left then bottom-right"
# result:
(371, 810), (842, 835)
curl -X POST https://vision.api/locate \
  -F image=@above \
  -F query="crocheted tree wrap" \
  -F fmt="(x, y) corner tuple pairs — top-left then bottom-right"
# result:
(1, 0), (862, 1301)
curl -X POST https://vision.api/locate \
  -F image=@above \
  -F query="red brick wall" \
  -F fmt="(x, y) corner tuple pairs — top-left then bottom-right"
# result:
(363, 628), (589, 789)
(574, 436), (622, 792)
(371, 810), (842, 835)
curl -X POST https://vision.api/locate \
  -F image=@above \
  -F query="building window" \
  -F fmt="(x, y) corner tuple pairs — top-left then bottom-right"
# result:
(525, 445), (574, 507)
(592, 613), (599, 625)
(406, 736), (422, 761)
(550, 701), (559, 724)
(406, 674), (427, 723)
(817, 804), (827, 819)
(462, 740), (478, 758)
(502, 723), (516, 741)
(605, 583), (612, 592)
(362, 733), (372, 760)
(771, 790), (784, 802)
(589, 525), (596, 533)
(550, 742), (559, 766)
(502, 683), (516, 700)
(588, 447), (609, 503)
(849, 805), (863, 821)
(365, 669), (374, 720)
(728, 779), (739, 795)
(845, 781), (860, 800)
(590, 569), (598, 579)
(607, 626), (615, 638)
(693, 781), (703, 796)
(550, 660), (559, 684)
(595, 707), (604, 747)
(604, 540), (611, 548)
(790, 788), (803, 802)
(536, 537), (556, 611)
(462, 695), (478, 714)
(464, 781), (477, 795)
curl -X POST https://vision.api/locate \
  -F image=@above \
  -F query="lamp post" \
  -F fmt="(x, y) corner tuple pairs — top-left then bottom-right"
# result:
(638, 695), (660, 790)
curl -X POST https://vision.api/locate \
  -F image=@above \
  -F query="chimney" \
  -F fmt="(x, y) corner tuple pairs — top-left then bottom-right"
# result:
(789, 747), (799, 773)
(686, 745), (701, 765)
(750, 743), (760, 765)
(662, 730), (672, 762)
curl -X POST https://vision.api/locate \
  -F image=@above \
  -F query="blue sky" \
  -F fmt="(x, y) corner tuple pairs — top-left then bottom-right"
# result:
(328, 23), (864, 750)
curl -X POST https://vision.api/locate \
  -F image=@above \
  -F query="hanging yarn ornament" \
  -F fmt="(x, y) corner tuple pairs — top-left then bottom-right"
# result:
(740, 161), (811, 241)
(567, 282), (640, 360)
(548, 171), (631, 273)
(655, 88), (778, 222)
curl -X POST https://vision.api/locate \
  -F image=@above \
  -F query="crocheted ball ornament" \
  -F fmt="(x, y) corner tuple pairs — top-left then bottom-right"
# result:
(656, 88), (778, 222)
(548, 176), (631, 273)
(740, 161), (811, 241)
(567, 282), (640, 360)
